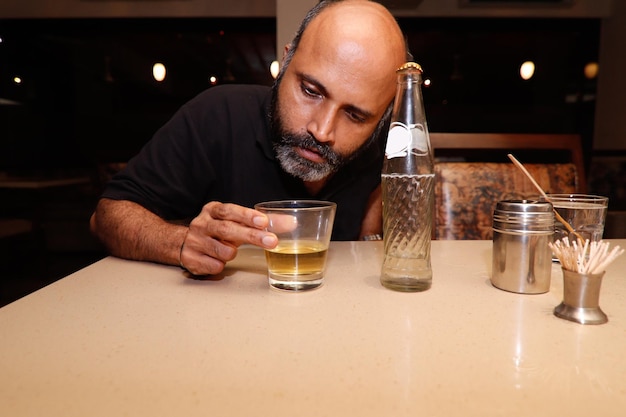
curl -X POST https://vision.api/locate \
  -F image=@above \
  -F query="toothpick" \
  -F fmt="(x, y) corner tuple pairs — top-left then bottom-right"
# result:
(550, 238), (624, 275)
(592, 247), (625, 275)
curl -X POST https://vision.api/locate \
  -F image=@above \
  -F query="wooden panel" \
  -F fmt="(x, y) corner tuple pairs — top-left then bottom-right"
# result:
(434, 161), (578, 240)
(429, 132), (586, 192)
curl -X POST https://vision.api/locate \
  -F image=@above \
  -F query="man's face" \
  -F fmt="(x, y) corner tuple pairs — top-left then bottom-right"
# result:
(270, 87), (352, 182)
(269, 24), (397, 183)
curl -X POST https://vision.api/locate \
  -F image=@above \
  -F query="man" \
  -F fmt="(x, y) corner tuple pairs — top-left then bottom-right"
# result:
(90, 0), (407, 276)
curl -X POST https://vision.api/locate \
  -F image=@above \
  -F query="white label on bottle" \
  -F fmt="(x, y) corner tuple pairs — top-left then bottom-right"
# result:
(385, 122), (411, 158)
(385, 122), (428, 158)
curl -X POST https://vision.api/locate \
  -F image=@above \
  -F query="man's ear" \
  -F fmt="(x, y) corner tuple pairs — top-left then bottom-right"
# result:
(282, 43), (291, 63)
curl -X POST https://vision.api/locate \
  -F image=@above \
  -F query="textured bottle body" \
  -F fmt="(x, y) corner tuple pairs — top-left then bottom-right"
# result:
(381, 173), (434, 292)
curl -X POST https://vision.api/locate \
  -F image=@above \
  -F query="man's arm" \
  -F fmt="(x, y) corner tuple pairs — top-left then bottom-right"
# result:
(90, 199), (188, 266)
(90, 198), (278, 275)
(358, 185), (383, 240)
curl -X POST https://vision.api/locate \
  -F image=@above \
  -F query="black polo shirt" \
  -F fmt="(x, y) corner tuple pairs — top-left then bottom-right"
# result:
(102, 84), (385, 240)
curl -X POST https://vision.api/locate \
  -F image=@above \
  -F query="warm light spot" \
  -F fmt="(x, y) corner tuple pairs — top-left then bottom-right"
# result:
(13, 76), (22, 84)
(209, 76), (218, 85)
(270, 60), (280, 79)
(152, 63), (166, 82)
(423, 78), (431, 87)
(520, 61), (535, 80)
(584, 62), (599, 79)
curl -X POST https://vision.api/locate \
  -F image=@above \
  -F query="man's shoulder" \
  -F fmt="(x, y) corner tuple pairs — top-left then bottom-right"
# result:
(177, 84), (272, 148)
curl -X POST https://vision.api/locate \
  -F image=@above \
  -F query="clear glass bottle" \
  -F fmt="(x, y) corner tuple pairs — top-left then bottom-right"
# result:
(380, 62), (435, 292)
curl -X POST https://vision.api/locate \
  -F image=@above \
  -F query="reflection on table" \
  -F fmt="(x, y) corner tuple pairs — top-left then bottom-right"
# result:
(1, 240), (625, 417)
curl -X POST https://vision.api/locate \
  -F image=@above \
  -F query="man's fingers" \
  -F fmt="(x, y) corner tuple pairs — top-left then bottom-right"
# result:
(180, 233), (236, 275)
(180, 202), (281, 275)
(265, 213), (299, 234)
(204, 202), (266, 228)
(200, 202), (277, 248)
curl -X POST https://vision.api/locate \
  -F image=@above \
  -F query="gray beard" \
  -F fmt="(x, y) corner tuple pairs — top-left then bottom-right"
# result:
(272, 135), (344, 182)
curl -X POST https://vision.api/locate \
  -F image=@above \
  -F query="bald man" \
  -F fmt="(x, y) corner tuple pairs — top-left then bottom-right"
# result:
(90, 0), (408, 276)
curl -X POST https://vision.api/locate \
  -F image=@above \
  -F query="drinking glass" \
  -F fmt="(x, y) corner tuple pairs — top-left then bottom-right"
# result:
(254, 200), (336, 291)
(543, 194), (608, 244)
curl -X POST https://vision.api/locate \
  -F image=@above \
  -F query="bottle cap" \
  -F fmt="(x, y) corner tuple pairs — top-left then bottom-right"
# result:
(397, 62), (423, 73)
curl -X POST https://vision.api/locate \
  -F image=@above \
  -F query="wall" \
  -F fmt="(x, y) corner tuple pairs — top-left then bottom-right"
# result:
(0, 0), (612, 19)
(0, 0), (275, 18)
(594, 0), (626, 150)
(273, 0), (613, 61)
(276, 0), (314, 59)
(1, 0), (622, 151)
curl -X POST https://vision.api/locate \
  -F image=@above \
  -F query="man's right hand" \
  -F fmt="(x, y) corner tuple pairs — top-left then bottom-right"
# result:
(180, 201), (278, 275)
(90, 199), (278, 276)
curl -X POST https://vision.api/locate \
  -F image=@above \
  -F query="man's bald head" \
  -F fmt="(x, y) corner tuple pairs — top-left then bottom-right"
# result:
(277, 0), (408, 85)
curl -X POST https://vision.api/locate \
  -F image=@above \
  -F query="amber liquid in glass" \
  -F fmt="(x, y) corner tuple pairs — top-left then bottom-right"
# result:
(265, 240), (328, 291)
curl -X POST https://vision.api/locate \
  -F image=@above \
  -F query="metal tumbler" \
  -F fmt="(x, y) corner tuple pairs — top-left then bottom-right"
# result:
(491, 200), (554, 294)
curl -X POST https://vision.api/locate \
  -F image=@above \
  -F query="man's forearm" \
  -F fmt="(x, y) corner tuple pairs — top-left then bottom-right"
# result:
(90, 198), (187, 266)
(359, 185), (383, 239)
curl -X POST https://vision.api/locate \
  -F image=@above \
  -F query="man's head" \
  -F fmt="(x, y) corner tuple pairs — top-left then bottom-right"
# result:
(270, 0), (407, 183)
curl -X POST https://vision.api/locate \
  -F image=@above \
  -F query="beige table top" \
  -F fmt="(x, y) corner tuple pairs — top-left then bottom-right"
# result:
(1, 240), (625, 417)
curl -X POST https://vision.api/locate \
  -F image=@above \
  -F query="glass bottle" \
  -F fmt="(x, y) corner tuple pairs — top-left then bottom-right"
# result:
(380, 62), (435, 292)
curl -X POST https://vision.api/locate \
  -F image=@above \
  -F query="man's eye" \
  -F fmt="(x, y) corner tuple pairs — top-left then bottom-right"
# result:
(301, 84), (321, 98)
(346, 111), (366, 124)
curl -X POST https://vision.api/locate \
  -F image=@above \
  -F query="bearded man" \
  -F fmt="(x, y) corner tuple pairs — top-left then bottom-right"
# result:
(90, 0), (407, 276)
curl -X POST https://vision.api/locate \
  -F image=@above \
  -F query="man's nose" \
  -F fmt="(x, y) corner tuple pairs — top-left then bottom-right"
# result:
(307, 105), (337, 144)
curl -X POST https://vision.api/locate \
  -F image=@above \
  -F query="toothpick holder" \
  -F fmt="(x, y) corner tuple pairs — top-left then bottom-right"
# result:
(554, 267), (608, 325)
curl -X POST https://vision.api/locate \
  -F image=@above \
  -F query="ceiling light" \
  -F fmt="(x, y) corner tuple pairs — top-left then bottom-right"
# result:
(153, 63), (166, 82)
(584, 62), (599, 79)
(270, 60), (280, 79)
(520, 61), (535, 80)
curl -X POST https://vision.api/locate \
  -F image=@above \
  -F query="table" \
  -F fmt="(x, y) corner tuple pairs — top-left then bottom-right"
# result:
(1, 240), (625, 417)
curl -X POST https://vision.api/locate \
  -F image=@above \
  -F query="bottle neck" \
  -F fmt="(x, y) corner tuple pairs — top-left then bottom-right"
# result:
(383, 67), (433, 174)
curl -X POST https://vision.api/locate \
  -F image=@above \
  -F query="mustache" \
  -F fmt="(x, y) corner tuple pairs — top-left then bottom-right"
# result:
(278, 133), (343, 166)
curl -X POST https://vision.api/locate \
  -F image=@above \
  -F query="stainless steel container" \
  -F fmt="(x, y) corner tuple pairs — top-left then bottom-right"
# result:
(491, 200), (554, 294)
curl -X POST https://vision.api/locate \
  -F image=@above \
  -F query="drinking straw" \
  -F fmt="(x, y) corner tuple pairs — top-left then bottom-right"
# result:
(507, 153), (585, 242)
